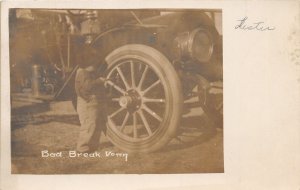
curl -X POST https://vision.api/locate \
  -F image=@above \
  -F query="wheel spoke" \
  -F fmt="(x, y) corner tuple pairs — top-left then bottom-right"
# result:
(111, 98), (120, 102)
(120, 112), (130, 131)
(142, 80), (160, 95)
(109, 107), (125, 118)
(143, 98), (165, 103)
(142, 104), (162, 122)
(133, 112), (137, 138)
(106, 80), (127, 95)
(137, 65), (149, 90)
(138, 110), (153, 136)
(116, 66), (130, 90)
(130, 61), (136, 88)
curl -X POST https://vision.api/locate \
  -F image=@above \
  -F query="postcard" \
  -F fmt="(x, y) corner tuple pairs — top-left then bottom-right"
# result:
(1, 0), (299, 190)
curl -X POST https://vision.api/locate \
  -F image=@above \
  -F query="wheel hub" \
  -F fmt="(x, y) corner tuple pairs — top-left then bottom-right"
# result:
(119, 96), (132, 108)
(119, 89), (142, 112)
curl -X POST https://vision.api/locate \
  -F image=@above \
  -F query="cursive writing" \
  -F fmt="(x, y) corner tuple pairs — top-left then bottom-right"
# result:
(235, 17), (275, 31)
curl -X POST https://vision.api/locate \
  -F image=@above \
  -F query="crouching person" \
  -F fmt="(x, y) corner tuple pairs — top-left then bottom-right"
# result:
(75, 61), (107, 153)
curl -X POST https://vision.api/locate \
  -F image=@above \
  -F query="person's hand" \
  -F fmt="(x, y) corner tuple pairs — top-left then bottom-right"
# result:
(103, 78), (112, 88)
(96, 77), (106, 84)
(97, 77), (111, 87)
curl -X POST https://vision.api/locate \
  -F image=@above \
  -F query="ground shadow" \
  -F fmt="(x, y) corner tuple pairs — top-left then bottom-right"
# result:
(159, 102), (222, 153)
(11, 114), (80, 130)
(11, 102), (50, 115)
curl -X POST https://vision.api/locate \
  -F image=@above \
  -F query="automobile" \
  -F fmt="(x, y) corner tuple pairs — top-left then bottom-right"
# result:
(9, 9), (223, 153)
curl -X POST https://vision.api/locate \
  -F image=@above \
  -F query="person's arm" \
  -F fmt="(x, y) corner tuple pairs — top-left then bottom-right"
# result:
(80, 71), (106, 93)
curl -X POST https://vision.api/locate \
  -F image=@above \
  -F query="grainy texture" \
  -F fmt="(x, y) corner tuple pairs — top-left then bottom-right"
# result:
(9, 9), (223, 174)
(11, 100), (223, 174)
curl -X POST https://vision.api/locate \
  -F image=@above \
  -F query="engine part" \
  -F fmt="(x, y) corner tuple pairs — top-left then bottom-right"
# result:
(80, 10), (101, 44)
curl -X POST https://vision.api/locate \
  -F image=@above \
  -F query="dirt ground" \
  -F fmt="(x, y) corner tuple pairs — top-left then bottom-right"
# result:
(11, 97), (223, 174)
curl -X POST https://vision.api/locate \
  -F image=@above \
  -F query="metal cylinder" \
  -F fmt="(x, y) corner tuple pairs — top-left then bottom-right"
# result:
(81, 10), (100, 44)
(31, 64), (42, 97)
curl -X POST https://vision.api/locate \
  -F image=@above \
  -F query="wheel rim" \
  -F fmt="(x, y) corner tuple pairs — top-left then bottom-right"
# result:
(105, 58), (169, 143)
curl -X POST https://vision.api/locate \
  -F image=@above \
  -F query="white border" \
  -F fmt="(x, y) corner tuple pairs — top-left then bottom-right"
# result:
(2, 1), (300, 190)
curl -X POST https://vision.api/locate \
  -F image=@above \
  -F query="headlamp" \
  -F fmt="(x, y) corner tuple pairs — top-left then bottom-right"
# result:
(174, 28), (214, 63)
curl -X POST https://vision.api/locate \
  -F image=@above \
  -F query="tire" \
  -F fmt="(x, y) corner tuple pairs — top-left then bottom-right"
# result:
(103, 44), (183, 153)
(71, 96), (77, 111)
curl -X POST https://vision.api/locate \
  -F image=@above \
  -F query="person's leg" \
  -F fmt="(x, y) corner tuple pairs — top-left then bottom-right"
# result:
(76, 97), (90, 152)
(76, 97), (102, 152)
(87, 105), (103, 151)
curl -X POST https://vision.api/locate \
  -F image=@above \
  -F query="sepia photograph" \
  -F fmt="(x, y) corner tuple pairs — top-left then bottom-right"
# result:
(9, 8), (224, 174)
(9, 8), (223, 174)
